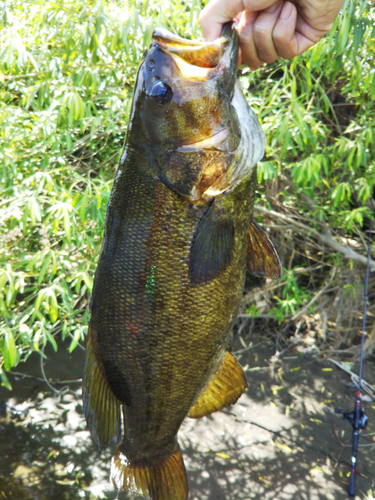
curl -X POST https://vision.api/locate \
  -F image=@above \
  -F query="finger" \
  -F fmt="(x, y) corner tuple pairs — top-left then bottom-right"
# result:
(273, 5), (317, 59)
(252, 0), (284, 64)
(200, 0), (279, 41)
(272, 2), (299, 58)
(299, 0), (346, 34)
(237, 11), (263, 70)
(293, 11), (333, 44)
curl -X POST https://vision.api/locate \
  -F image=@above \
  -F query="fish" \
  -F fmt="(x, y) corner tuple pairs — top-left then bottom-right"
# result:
(82, 22), (281, 500)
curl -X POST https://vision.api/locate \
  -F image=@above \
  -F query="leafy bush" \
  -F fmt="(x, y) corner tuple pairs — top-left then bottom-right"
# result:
(1, 0), (374, 389)
(240, 0), (374, 342)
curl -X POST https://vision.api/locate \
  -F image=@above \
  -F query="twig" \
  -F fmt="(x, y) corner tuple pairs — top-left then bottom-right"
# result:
(328, 358), (375, 400)
(270, 336), (302, 362)
(67, 330), (85, 351)
(8, 371), (82, 384)
(242, 263), (327, 302)
(237, 317), (250, 336)
(237, 313), (275, 319)
(255, 205), (375, 271)
(90, 150), (120, 172)
(332, 103), (358, 107)
(3, 72), (43, 82)
(39, 347), (78, 400)
(255, 205), (315, 234)
(291, 268), (338, 321)
(308, 71), (342, 134)
(314, 296), (334, 313)
(234, 342), (262, 355)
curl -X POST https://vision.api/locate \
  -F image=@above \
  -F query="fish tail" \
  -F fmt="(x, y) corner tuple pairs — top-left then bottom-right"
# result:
(110, 441), (188, 500)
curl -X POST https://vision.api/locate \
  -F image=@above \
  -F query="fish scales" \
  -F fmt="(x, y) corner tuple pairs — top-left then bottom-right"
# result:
(83, 22), (281, 500)
(92, 163), (254, 450)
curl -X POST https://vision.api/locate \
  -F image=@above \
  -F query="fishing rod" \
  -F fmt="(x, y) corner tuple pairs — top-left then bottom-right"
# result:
(335, 210), (373, 497)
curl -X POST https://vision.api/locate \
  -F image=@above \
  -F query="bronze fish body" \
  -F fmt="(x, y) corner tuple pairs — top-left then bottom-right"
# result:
(83, 23), (281, 500)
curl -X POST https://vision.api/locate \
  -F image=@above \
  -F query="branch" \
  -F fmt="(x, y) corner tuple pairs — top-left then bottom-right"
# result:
(254, 205), (375, 271)
(2, 72), (44, 82)
(308, 70), (342, 135)
(329, 358), (375, 400)
(291, 268), (338, 321)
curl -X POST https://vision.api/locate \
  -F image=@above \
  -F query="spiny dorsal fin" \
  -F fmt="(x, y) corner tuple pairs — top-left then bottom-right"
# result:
(83, 332), (122, 452)
(188, 350), (246, 418)
(247, 218), (281, 278)
(189, 202), (234, 285)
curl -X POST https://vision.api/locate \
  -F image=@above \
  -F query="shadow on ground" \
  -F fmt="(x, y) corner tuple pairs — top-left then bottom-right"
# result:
(0, 336), (374, 499)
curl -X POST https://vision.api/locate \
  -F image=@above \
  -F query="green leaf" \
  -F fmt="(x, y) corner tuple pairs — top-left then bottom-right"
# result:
(63, 207), (71, 244)
(46, 330), (58, 352)
(337, 12), (351, 54)
(4, 329), (17, 371)
(38, 253), (52, 285)
(0, 0), (374, 390)
(80, 186), (89, 223)
(33, 290), (47, 321)
(69, 328), (82, 353)
(49, 291), (58, 322)
(0, 369), (12, 390)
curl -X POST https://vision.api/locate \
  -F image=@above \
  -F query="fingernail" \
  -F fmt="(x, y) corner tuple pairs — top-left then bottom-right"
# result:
(280, 1), (294, 20)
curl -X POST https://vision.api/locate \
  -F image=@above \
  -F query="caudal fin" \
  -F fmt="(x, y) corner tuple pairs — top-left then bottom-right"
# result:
(110, 442), (188, 500)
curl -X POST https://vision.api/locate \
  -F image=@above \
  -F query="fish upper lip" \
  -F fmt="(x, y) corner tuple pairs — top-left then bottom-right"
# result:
(153, 39), (228, 68)
(151, 24), (235, 70)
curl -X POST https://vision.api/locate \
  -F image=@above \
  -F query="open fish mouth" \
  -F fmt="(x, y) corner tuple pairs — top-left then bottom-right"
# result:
(152, 28), (228, 68)
(151, 22), (238, 82)
(149, 23), (240, 155)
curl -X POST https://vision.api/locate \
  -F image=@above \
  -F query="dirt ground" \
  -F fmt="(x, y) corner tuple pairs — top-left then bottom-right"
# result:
(1, 330), (374, 500)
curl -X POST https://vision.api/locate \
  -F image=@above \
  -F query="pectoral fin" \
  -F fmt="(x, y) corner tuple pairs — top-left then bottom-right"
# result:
(189, 202), (234, 285)
(188, 350), (246, 418)
(247, 218), (281, 278)
(83, 331), (122, 452)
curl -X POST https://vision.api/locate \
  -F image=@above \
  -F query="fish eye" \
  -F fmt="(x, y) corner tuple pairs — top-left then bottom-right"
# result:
(149, 81), (172, 106)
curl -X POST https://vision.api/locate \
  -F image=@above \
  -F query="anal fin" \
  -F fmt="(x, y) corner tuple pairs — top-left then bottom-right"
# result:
(83, 330), (122, 452)
(188, 350), (246, 418)
(111, 441), (188, 500)
(247, 218), (281, 278)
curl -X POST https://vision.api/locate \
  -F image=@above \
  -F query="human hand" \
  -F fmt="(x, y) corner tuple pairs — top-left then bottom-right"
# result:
(200, 0), (346, 70)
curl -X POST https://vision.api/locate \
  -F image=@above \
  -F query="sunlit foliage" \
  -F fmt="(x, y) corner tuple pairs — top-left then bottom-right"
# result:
(0, 0), (374, 389)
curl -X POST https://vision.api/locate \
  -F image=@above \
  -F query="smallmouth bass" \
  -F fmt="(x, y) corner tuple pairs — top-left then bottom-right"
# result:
(83, 22), (281, 500)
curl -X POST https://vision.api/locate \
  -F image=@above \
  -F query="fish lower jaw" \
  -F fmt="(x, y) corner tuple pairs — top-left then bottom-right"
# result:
(176, 127), (233, 153)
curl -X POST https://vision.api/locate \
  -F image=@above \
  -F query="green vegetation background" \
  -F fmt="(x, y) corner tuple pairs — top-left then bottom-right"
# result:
(1, 0), (374, 389)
